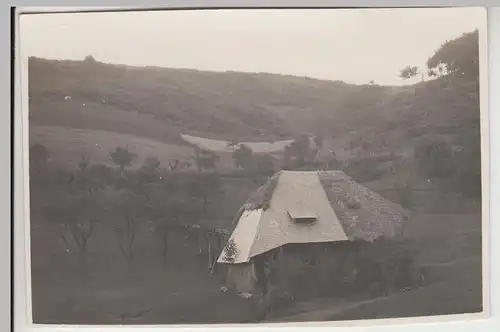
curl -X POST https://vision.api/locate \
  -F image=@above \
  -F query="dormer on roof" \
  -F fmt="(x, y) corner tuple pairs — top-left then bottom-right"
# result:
(286, 209), (318, 224)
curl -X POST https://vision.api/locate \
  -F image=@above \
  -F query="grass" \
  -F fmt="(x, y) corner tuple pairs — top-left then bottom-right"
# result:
(29, 170), (266, 324)
(31, 125), (194, 169)
(324, 262), (482, 321)
(30, 197), (483, 325)
(269, 258), (482, 323)
(27, 54), (482, 324)
(28, 139), (484, 325)
(30, 125), (284, 174)
(31, 250), (252, 324)
(29, 57), (480, 150)
(30, 219), (254, 324)
(264, 209), (483, 323)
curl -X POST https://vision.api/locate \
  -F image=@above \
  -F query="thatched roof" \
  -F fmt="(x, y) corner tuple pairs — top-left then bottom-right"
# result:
(230, 172), (280, 226)
(243, 172), (281, 211)
(318, 171), (408, 242)
(219, 170), (409, 264)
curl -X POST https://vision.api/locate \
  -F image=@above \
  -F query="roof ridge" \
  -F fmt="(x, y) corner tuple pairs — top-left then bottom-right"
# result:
(247, 171), (282, 258)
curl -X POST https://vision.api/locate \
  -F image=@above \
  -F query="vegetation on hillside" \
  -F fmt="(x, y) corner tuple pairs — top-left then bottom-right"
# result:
(28, 28), (482, 324)
(30, 143), (230, 266)
(28, 57), (399, 142)
(28, 29), (481, 181)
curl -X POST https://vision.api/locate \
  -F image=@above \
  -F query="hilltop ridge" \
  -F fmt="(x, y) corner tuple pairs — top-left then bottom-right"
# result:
(28, 56), (479, 164)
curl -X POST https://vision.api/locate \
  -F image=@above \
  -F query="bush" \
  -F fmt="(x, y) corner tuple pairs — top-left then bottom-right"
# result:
(414, 137), (453, 178)
(268, 239), (422, 302)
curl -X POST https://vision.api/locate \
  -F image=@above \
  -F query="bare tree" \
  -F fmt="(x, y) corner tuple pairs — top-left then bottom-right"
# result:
(110, 190), (146, 261)
(45, 194), (101, 263)
(168, 159), (180, 172)
(44, 167), (106, 264)
(187, 173), (223, 213)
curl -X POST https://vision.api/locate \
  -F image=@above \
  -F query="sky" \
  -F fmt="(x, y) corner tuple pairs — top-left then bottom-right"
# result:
(20, 7), (485, 86)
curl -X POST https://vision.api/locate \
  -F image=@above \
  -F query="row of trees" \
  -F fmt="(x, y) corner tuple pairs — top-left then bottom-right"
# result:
(231, 134), (325, 173)
(30, 143), (225, 267)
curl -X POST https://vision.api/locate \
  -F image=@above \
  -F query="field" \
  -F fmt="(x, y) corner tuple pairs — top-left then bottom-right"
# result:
(30, 125), (194, 170)
(30, 125), (289, 173)
(180, 134), (294, 153)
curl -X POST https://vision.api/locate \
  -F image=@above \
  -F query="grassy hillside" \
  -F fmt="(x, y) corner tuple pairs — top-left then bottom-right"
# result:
(30, 125), (194, 169)
(27, 29), (484, 325)
(29, 57), (480, 157)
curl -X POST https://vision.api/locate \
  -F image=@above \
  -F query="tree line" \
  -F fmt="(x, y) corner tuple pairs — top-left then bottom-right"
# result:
(30, 143), (227, 268)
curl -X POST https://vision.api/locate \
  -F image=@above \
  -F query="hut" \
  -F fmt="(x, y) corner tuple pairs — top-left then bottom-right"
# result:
(217, 170), (410, 295)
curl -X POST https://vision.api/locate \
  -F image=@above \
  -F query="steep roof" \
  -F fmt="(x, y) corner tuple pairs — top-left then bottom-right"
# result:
(218, 170), (409, 264)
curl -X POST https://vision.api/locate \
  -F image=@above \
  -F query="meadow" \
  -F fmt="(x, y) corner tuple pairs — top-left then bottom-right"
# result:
(27, 29), (483, 324)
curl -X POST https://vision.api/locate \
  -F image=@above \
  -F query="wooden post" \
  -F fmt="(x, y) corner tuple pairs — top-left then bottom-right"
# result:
(207, 242), (212, 272)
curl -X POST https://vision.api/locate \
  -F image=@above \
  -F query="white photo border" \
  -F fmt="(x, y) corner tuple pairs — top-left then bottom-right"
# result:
(9, 2), (499, 332)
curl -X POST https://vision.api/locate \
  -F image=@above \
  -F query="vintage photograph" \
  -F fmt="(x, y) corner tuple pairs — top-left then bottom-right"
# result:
(20, 7), (486, 325)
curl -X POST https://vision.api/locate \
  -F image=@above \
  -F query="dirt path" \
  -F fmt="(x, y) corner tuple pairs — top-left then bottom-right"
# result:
(266, 296), (382, 322)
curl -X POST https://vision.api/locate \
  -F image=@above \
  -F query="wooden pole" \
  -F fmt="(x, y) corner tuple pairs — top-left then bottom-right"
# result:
(208, 242), (212, 272)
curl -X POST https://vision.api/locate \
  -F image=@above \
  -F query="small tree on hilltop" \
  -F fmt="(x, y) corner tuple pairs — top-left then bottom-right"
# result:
(399, 65), (420, 96)
(84, 55), (97, 63)
(110, 146), (136, 176)
(399, 66), (419, 80)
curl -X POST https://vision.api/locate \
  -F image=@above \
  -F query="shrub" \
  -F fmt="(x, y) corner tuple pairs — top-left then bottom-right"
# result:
(223, 238), (239, 263)
(414, 137), (453, 178)
(269, 239), (422, 301)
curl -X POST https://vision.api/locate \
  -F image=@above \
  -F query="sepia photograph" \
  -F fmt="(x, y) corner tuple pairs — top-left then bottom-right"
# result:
(19, 7), (487, 325)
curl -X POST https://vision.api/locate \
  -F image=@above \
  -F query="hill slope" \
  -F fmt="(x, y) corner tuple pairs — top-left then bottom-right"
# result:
(28, 57), (480, 160)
